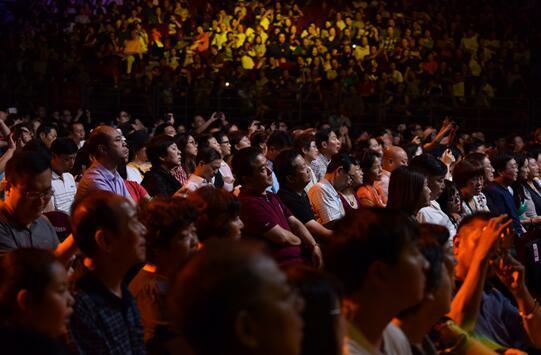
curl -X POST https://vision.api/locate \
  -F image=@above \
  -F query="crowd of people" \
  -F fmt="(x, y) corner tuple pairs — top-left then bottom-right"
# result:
(0, 0), (533, 121)
(0, 102), (540, 355)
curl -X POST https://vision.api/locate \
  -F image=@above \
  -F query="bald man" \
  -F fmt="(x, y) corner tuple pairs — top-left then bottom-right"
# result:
(376, 145), (408, 199)
(76, 125), (132, 202)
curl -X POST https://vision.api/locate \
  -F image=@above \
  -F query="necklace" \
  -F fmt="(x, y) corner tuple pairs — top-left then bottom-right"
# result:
(342, 193), (356, 207)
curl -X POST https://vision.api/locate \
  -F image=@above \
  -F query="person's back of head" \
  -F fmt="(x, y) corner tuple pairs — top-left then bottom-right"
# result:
(387, 165), (429, 215)
(5, 150), (51, 187)
(267, 130), (292, 159)
(187, 186), (242, 241)
(86, 125), (114, 160)
(409, 153), (447, 178)
(293, 132), (315, 155)
(491, 153), (514, 177)
(51, 138), (78, 157)
(231, 146), (263, 186)
(315, 128), (333, 150)
(273, 148), (303, 188)
(195, 146), (222, 166)
(325, 208), (426, 312)
(287, 265), (343, 355)
(169, 239), (303, 355)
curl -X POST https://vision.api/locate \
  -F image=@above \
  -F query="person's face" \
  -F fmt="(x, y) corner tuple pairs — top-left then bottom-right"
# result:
(513, 136), (524, 152)
(448, 188), (462, 214)
(51, 153), (77, 173)
(237, 135), (251, 150)
(161, 143), (181, 168)
(118, 111), (130, 124)
(370, 157), (383, 182)
(246, 255), (303, 355)
(164, 125), (176, 137)
(113, 201), (147, 266)
(7, 169), (53, 222)
(465, 175), (483, 197)
(387, 240), (428, 312)
(201, 159), (223, 181)
(220, 136), (232, 156)
(483, 157), (495, 182)
(290, 155), (311, 189)
(169, 223), (199, 265)
(71, 124), (85, 141)
(454, 219), (489, 279)
(185, 136), (198, 156)
(322, 131), (341, 155)
(369, 138), (382, 155)
(207, 137), (222, 155)
(429, 256), (453, 317)
(528, 158), (540, 179)
(419, 178), (431, 210)
(225, 216), (244, 240)
(40, 129), (57, 148)
(427, 175), (445, 200)
(193, 116), (205, 129)
(27, 262), (73, 338)
(304, 141), (319, 162)
(247, 154), (273, 191)
(500, 158), (518, 183)
(20, 128), (33, 144)
(349, 164), (363, 189)
(519, 159), (529, 181)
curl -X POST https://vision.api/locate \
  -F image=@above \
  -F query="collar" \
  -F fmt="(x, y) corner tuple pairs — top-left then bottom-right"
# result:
(77, 272), (133, 309)
(91, 162), (117, 180)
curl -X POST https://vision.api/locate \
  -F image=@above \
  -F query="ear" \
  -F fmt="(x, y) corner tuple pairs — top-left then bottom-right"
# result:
(234, 310), (259, 349)
(453, 235), (460, 256)
(16, 289), (30, 312)
(367, 260), (392, 289)
(94, 229), (114, 254)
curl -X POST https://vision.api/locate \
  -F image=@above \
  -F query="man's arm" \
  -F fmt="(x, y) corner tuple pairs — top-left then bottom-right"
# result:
(288, 216), (323, 268)
(263, 225), (301, 246)
(449, 216), (512, 331)
(305, 219), (333, 242)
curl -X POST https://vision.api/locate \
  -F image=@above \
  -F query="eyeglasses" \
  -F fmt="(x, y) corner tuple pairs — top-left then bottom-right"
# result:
(23, 188), (54, 200)
(221, 140), (231, 145)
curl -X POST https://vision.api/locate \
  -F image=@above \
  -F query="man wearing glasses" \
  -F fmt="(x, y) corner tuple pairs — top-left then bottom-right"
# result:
(0, 151), (77, 264)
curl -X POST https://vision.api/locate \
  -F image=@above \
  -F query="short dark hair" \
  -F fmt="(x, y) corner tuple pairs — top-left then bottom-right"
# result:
(491, 154), (515, 176)
(250, 131), (269, 151)
(267, 130), (292, 150)
(231, 147), (262, 185)
(325, 208), (419, 296)
(196, 147), (221, 165)
(187, 186), (241, 242)
(196, 134), (215, 150)
(127, 130), (149, 161)
(294, 132), (315, 154)
(146, 134), (176, 167)
(139, 196), (197, 263)
(36, 124), (56, 138)
(274, 149), (303, 187)
(453, 160), (484, 188)
(154, 122), (174, 136)
(409, 154), (447, 177)
(50, 138), (78, 156)
(315, 128), (334, 149)
(387, 166), (427, 216)
(326, 153), (353, 174)
(5, 151), (51, 184)
(0, 248), (58, 322)
(457, 211), (496, 234)
(169, 240), (270, 355)
(71, 191), (128, 257)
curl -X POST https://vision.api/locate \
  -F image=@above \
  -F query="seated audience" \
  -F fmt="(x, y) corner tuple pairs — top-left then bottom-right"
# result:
(411, 154), (456, 238)
(325, 208), (429, 355)
(46, 138), (78, 215)
(0, 151), (76, 263)
(450, 213), (541, 352)
(376, 146), (409, 200)
(357, 149), (386, 207)
(180, 147), (222, 194)
(142, 135), (182, 197)
(294, 132), (319, 191)
(187, 185), (244, 241)
(338, 159), (364, 214)
(287, 265), (344, 355)
(311, 128), (341, 182)
(130, 197), (198, 345)
(512, 154), (541, 227)
(387, 165), (431, 219)
(274, 149), (333, 243)
(308, 153), (352, 228)
(69, 191), (147, 354)
(436, 180), (463, 231)
(214, 131), (235, 191)
(0, 248), (73, 350)
(126, 130), (151, 184)
(75, 126), (131, 202)
(233, 147), (322, 268)
(169, 240), (304, 355)
(454, 159), (490, 215)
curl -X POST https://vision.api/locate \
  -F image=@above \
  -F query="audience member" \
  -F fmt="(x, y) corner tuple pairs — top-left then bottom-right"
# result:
(387, 166), (431, 218)
(46, 138), (78, 215)
(179, 147), (222, 194)
(357, 149), (386, 207)
(294, 132), (319, 191)
(454, 159), (490, 215)
(376, 146), (408, 200)
(142, 134), (182, 197)
(311, 128), (341, 182)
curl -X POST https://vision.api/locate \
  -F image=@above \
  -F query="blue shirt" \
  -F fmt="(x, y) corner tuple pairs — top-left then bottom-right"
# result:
(484, 182), (524, 235)
(76, 162), (131, 202)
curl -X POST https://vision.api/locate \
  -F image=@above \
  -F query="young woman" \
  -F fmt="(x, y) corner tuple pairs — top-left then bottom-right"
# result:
(357, 149), (386, 207)
(387, 165), (431, 218)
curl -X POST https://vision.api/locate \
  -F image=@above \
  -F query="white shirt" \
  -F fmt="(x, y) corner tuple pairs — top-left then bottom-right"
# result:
(416, 200), (457, 239)
(345, 322), (412, 355)
(308, 178), (345, 225)
(182, 174), (212, 193)
(219, 160), (234, 192)
(48, 171), (77, 215)
(126, 165), (143, 184)
(304, 165), (318, 193)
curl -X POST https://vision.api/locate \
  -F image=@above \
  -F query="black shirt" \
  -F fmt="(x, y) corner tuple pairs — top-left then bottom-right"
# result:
(141, 166), (181, 197)
(278, 187), (315, 224)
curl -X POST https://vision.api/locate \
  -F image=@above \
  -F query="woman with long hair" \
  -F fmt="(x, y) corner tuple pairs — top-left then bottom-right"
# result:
(387, 165), (431, 218)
